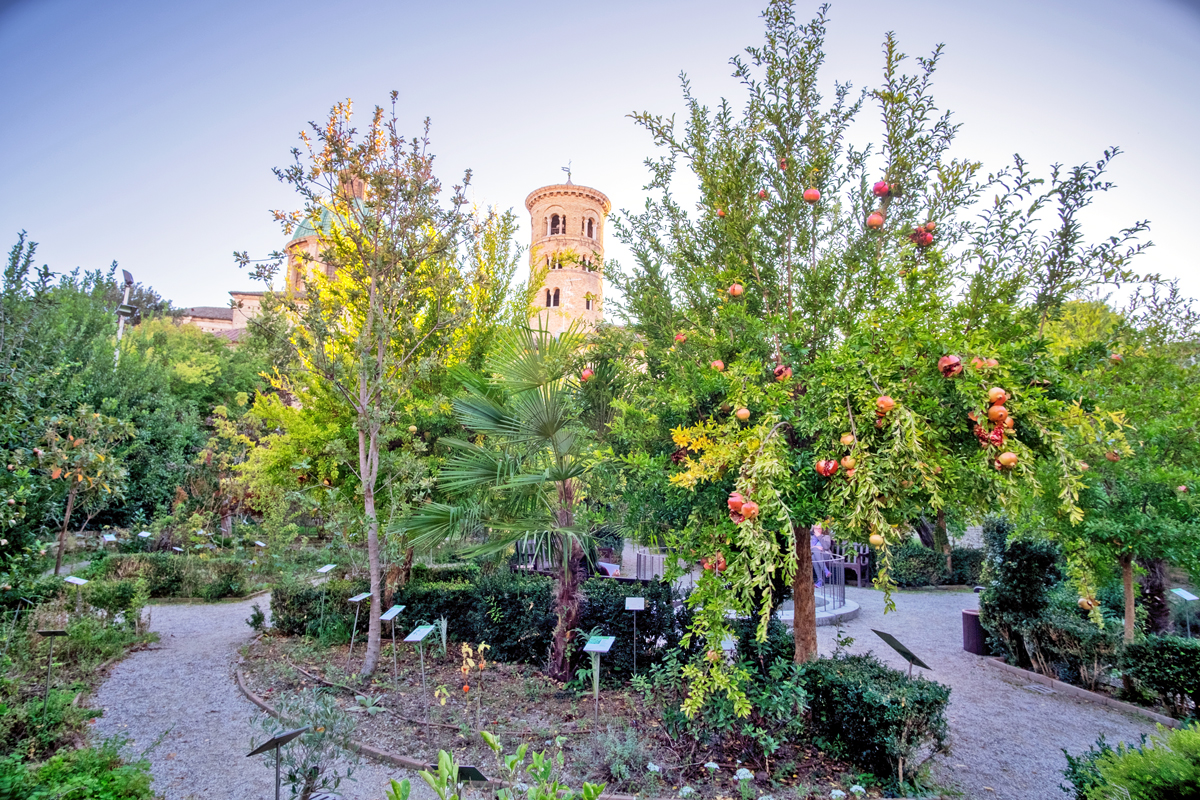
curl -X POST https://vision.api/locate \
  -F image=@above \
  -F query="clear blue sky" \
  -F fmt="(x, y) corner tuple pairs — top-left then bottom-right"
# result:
(1, 0), (1197, 310)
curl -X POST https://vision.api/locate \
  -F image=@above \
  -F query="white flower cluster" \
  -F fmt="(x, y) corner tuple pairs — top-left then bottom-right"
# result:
(734, 768), (753, 782)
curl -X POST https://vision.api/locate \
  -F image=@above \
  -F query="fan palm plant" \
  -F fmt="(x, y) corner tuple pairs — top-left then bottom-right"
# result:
(398, 324), (596, 681)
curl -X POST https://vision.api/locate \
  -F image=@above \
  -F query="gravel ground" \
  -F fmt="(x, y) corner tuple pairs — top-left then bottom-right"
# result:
(817, 587), (1159, 800)
(92, 595), (433, 800)
(89, 586), (1159, 800)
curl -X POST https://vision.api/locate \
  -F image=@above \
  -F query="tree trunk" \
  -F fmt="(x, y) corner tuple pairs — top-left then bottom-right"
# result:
(1138, 557), (1172, 635)
(913, 516), (935, 549)
(548, 537), (585, 682)
(793, 525), (817, 663)
(220, 508), (233, 538)
(936, 509), (951, 576)
(54, 487), (77, 576)
(399, 546), (415, 586)
(1121, 554), (1136, 643)
(359, 425), (382, 678)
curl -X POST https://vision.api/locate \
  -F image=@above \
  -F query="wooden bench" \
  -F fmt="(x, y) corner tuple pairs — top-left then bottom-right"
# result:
(832, 541), (870, 587)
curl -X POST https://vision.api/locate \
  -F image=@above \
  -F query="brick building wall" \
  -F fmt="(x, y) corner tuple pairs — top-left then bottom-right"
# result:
(526, 183), (610, 335)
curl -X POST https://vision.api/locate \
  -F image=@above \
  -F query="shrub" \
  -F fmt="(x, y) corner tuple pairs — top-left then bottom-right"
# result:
(1024, 602), (1120, 691)
(271, 571), (685, 675)
(469, 572), (554, 664)
(409, 562), (481, 584)
(0, 737), (156, 800)
(888, 542), (946, 587)
(731, 613), (794, 678)
(878, 543), (984, 588)
(977, 519), (1063, 669)
(948, 546), (985, 585)
(251, 688), (359, 800)
(0, 575), (67, 612)
(87, 553), (253, 600)
(579, 578), (681, 680)
(798, 653), (950, 784)
(1073, 724), (1200, 799)
(82, 579), (148, 629)
(1121, 636), (1200, 719)
(628, 649), (807, 768)
(1061, 734), (1135, 800)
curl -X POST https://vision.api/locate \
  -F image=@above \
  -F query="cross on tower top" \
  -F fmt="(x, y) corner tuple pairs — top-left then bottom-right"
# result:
(561, 161), (572, 184)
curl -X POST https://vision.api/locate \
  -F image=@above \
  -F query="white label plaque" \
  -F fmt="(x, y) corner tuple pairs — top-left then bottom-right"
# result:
(625, 597), (645, 611)
(137, 531), (153, 538)
(64, 576), (88, 586)
(316, 564), (337, 574)
(348, 592), (370, 603)
(404, 624), (436, 643)
(583, 635), (615, 654)
(1172, 587), (1198, 602)
(380, 605), (406, 622)
(102, 534), (117, 543)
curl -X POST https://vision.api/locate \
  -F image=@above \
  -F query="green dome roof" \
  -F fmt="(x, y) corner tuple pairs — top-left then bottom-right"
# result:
(289, 206), (340, 243)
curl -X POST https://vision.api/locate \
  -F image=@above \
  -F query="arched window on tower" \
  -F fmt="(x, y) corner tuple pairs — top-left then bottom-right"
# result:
(545, 289), (552, 307)
(551, 214), (563, 235)
(552, 288), (560, 307)
(586, 218), (595, 239)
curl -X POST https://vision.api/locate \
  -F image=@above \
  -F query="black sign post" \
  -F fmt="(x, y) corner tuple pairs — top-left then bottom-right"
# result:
(37, 629), (67, 717)
(1, 597), (33, 661)
(871, 629), (932, 678)
(380, 605), (406, 682)
(345, 592), (371, 669)
(583, 635), (615, 723)
(406, 624), (436, 720)
(247, 726), (309, 800)
(625, 597), (645, 675)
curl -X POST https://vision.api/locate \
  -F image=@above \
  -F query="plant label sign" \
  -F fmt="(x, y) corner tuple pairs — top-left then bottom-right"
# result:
(404, 625), (436, 643)
(583, 635), (615, 654)
(137, 531), (152, 538)
(380, 605), (406, 622)
(316, 564), (337, 574)
(1172, 587), (1198, 602)
(63, 576), (88, 586)
(172, 547), (184, 552)
(348, 593), (370, 603)
(625, 597), (645, 611)
(102, 534), (117, 543)
(255, 541), (267, 548)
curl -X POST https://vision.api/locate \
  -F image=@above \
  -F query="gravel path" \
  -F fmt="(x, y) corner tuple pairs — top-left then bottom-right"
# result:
(817, 587), (1159, 800)
(92, 595), (431, 800)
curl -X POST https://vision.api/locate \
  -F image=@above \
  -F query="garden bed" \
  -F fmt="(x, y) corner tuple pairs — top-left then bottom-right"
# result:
(239, 634), (887, 799)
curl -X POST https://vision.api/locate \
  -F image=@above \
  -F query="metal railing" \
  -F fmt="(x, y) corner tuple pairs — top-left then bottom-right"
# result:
(813, 553), (847, 611)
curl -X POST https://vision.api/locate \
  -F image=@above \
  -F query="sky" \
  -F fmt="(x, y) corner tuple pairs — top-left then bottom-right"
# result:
(1, 0), (1198, 312)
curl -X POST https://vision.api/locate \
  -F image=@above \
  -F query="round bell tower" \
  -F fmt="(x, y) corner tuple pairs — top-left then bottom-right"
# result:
(526, 180), (610, 335)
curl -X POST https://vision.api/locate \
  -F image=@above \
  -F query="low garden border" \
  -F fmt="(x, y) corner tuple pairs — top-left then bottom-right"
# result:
(980, 656), (1180, 729)
(234, 668), (939, 800)
(234, 668), (650, 800)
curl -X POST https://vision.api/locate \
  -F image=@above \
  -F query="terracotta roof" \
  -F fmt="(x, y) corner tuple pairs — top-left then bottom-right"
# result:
(212, 328), (248, 343)
(183, 306), (233, 321)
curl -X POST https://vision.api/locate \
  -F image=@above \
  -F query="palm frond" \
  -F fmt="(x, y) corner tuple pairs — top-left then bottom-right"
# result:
(392, 502), (483, 550)
(486, 324), (585, 394)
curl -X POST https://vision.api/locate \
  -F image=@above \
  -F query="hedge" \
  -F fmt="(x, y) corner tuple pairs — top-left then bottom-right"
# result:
(798, 653), (951, 781)
(886, 543), (985, 588)
(270, 571), (683, 677)
(84, 553), (254, 600)
(1121, 636), (1200, 720)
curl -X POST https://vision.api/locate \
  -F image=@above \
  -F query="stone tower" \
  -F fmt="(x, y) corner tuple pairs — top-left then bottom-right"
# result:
(526, 181), (610, 335)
